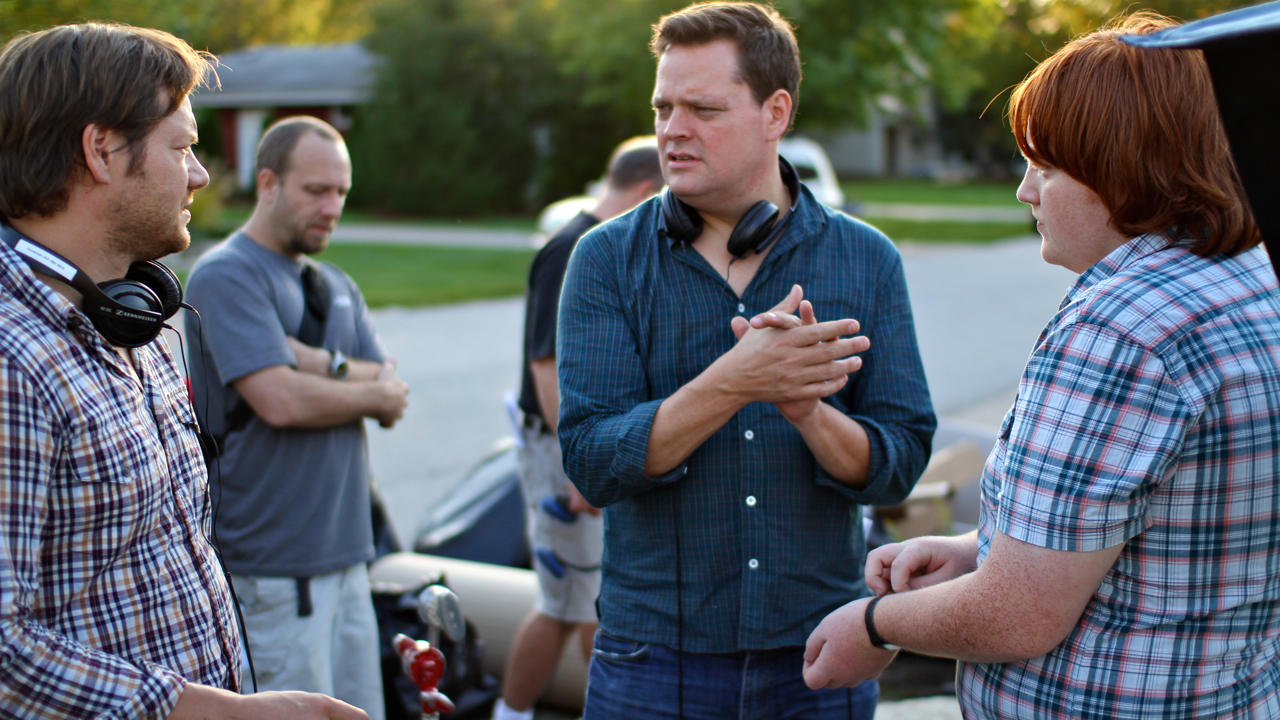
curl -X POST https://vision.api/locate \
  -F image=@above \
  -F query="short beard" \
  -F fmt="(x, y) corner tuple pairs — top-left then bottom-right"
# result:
(287, 230), (328, 256)
(106, 171), (190, 262)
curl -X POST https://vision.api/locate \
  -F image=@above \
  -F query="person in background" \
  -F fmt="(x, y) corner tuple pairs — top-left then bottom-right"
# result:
(493, 136), (665, 720)
(802, 13), (1280, 719)
(0, 23), (363, 720)
(186, 116), (408, 720)
(556, 3), (936, 717)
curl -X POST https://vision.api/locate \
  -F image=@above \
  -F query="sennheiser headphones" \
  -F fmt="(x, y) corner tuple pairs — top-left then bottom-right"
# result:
(0, 221), (183, 348)
(660, 155), (801, 257)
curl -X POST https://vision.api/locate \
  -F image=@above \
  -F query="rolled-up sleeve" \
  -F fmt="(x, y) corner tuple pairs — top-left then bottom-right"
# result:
(815, 251), (936, 505)
(557, 237), (686, 507)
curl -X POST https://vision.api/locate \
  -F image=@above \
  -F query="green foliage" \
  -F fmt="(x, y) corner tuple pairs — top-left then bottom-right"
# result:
(938, 0), (1261, 176)
(0, 0), (374, 53)
(349, 0), (557, 215)
(353, 0), (1003, 216)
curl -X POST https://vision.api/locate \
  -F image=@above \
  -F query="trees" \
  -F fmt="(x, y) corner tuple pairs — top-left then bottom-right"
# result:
(0, 0), (373, 54)
(938, 0), (1261, 177)
(351, 0), (999, 216)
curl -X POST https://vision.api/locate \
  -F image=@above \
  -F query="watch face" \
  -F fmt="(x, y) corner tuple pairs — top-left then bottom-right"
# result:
(330, 351), (349, 379)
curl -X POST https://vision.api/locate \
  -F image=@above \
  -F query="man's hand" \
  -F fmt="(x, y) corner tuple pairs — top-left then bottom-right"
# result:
(866, 533), (980, 596)
(372, 368), (409, 428)
(803, 597), (897, 690)
(729, 286), (869, 422)
(565, 481), (601, 516)
(717, 285), (866, 407)
(168, 684), (368, 720)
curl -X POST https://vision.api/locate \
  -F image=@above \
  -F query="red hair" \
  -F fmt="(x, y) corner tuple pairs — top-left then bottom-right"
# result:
(1008, 12), (1259, 257)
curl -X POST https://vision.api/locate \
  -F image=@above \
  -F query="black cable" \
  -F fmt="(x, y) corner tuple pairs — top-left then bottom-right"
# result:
(173, 304), (258, 693)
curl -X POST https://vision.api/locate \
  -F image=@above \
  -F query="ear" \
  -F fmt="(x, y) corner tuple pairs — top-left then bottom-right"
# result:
(256, 168), (281, 201)
(81, 123), (121, 185)
(635, 179), (661, 201)
(762, 89), (792, 142)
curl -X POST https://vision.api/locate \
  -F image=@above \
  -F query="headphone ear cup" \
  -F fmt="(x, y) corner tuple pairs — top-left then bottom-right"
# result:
(726, 201), (780, 258)
(91, 279), (165, 348)
(660, 187), (703, 244)
(126, 261), (183, 320)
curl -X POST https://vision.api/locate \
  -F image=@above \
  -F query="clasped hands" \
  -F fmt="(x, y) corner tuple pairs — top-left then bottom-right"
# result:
(724, 284), (869, 422)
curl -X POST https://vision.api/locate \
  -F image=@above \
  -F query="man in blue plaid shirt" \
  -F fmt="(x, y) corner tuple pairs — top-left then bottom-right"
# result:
(557, 3), (935, 717)
(803, 13), (1280, 719)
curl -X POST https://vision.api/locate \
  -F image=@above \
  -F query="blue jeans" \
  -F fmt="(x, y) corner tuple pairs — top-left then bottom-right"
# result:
(584, 631), (878, 720)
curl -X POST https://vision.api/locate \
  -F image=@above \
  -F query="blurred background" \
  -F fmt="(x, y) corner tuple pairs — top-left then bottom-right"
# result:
(3, 2), (1261, 715)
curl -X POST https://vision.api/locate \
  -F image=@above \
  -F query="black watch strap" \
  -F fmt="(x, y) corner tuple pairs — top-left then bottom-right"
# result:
(865, 595), (891, 648)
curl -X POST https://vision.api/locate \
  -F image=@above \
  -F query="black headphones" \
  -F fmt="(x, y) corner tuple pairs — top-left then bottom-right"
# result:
(660, 155), (801, 258)
(0, 221), (183, 348)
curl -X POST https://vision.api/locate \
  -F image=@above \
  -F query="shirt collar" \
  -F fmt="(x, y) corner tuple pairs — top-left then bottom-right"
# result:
(659, 181), (828, 255)
(1064, 228), (1187, 305)
(0, 235), (85, 335)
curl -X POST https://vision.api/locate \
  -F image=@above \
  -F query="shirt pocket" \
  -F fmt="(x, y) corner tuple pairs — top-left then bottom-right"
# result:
(64, 402), (162, 554)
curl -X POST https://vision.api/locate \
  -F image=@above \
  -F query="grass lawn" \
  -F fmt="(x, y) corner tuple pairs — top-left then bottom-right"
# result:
(314, 243), (534, 308)
(843, 179), (1022, 207)
(860, 217), (1033, 243)
(211, 206), (538, 232)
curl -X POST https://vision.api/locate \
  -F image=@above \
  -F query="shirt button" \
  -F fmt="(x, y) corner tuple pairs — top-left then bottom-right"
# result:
(67, 316), (83, 329)
(737, 303), (746, 313)
(745, 495), (757, 507)
(744, 430), (754, 440)
(748, 558), (759, 569)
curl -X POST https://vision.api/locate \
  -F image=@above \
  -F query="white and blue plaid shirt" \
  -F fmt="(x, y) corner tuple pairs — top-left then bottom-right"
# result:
(963, 231), (1280, 718)
(0, 241), (239, 718)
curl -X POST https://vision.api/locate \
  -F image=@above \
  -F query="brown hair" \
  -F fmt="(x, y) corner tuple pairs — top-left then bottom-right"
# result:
(1009, 12), (1259, 257)
(0, 23), (216, 219)
(651, 2), (801, 127)
(256, 115), (344, 183)
(606, 136), (663, 189)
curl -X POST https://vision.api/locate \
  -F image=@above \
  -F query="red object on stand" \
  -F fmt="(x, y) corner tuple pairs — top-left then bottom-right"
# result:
(393, 634), (456, 718)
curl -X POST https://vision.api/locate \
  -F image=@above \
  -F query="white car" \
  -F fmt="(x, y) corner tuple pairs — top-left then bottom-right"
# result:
(535, 135), (845, 241)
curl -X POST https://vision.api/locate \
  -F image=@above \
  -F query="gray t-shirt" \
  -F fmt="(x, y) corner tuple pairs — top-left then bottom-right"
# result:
(185, 232), (386, 577)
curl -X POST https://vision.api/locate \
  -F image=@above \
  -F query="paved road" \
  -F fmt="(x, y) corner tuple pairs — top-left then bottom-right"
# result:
(366, 234), (1077, 548)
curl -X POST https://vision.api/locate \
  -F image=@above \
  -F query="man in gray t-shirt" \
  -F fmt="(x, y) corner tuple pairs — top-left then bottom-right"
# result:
(185, 117), (408, 720)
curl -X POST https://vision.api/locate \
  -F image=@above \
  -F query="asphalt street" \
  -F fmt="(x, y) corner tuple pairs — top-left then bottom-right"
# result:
(365, 233), (1079, 549)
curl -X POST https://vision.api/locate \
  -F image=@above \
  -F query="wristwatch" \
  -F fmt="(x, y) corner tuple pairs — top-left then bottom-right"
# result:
(865, 595), (901, 652)
(328, 349), (350, 380)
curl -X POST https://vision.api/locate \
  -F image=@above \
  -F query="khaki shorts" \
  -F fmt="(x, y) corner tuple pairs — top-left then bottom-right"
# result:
(517, 424), (603, 624)
(232, 564), (385, 720)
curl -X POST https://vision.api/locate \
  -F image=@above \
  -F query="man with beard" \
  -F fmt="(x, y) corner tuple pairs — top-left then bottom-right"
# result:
(0, 23), (366, 720)
(186, 116), (408, 719)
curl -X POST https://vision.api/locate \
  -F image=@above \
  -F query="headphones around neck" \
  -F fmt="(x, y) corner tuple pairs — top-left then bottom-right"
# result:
(660, 155), (801, 258)
(0, 221), (183, 348)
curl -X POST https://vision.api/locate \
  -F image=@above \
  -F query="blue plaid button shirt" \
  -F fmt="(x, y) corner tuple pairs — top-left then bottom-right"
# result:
(962, 231), (1280, 718)
(0, 241), (240, 718)
(558, 185), (936, 652)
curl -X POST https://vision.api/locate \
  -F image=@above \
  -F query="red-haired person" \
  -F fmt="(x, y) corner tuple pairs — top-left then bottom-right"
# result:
(800, 12), (1280, 719)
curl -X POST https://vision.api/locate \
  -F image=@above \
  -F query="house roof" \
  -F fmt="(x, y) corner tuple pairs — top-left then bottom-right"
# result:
(191, 42), (378, 108)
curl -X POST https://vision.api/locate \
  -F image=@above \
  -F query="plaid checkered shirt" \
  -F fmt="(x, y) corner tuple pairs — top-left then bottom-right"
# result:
(557, 185), (936, 652)
(961, 231), (1280, 718)
(0, 241), (240, 718)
